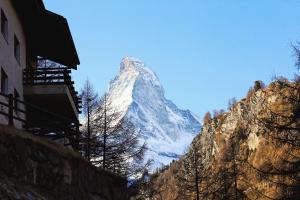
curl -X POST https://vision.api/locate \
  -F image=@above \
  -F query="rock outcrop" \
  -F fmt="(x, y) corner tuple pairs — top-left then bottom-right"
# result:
(141, 78), (300, 200)
(0, 125), (127, 200)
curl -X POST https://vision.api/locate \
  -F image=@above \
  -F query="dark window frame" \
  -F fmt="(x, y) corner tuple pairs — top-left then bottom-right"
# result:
(1, 68), (8, 94)
(14, 34), (20, 64)
(1, 9), (8, 43)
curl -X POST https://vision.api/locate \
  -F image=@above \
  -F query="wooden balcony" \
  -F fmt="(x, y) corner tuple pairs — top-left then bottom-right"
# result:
(23, 67), (81, 121)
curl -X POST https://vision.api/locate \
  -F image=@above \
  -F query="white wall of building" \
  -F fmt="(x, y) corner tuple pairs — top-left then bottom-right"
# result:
(0, 0), (26, 128)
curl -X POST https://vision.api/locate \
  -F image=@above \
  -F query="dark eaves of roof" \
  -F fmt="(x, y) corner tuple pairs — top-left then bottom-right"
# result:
(12, 0), (80, 69)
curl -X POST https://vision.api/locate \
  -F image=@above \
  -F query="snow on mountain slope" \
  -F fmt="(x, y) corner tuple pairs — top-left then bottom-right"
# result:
(107, 57), (201, 170)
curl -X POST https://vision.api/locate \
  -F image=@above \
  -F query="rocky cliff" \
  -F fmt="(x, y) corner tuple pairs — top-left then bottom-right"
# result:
(0, 125), (127, 200)
(140, 78), (300, 200)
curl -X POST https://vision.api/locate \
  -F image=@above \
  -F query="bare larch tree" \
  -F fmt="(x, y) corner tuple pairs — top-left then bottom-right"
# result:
(89, 93), (148, 178)
(80, 79), (99, 160)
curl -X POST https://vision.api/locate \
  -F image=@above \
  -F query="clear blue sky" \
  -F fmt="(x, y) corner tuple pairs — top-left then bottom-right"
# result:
(44, 0), (299, 119)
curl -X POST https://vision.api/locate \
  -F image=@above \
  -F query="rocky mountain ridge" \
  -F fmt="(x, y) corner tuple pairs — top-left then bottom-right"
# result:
(140, 78), (300, 200)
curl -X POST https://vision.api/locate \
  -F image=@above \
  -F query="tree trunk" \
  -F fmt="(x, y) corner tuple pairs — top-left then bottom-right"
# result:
(232, 143), (238, 200)
(87, 101), (90, 160)
(194, 151), (200, 200)
(103, 95), (107, 169)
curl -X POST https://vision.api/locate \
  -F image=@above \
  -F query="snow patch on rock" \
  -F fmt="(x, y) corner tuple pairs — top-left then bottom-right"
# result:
(248, 131), (260, 151)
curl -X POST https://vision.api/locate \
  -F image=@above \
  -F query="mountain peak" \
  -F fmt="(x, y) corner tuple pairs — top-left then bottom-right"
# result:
(119, 56), (161, 89)
(107, 57), (201, 170)
(120, 56), (145, 72)
(122, 56), (143, 63)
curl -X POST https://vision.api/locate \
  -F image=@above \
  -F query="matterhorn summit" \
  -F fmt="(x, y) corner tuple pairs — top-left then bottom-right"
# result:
(107, 57), (201, 169)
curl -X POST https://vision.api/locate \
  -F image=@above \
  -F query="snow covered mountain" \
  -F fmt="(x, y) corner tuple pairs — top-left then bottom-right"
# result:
(106, 57), (201, 169)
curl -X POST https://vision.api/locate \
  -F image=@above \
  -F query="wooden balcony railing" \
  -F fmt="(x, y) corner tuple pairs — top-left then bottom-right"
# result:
(23, 67), (82, 113)
(0, 92), (81, 149)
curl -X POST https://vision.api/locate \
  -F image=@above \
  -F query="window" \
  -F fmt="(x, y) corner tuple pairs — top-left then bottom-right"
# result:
(1, 69), (8, 94)
(1, 9), (8, 42)
(14, 35), (20, 63)
(14, 89), (19, 113)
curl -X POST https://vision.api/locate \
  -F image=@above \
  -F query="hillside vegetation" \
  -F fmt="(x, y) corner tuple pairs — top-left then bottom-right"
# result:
(136, 78), (300, 200)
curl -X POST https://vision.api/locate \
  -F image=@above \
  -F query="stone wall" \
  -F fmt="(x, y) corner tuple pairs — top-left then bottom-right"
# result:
(0, 125), (127, 200)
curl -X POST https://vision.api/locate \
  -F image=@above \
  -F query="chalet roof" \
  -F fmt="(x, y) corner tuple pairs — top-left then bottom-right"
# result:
(11, 0), (80, 69)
